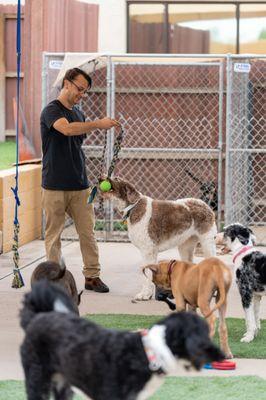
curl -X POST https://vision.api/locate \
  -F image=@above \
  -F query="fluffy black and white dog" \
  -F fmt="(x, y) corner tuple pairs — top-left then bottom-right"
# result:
(20, 281), (224, 400)
(223, 223), (266, 343)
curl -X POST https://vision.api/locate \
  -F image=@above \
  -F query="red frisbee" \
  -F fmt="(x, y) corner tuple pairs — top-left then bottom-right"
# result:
(211, 360), (236, 370)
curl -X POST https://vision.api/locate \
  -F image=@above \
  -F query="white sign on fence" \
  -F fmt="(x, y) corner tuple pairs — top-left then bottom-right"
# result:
(234, 63), (251, 73)
(49, 60), (63, 70)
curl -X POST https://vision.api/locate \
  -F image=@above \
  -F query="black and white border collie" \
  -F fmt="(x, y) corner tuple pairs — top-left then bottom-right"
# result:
(20, 281), (224, 400)
(223, 223), (266, 343)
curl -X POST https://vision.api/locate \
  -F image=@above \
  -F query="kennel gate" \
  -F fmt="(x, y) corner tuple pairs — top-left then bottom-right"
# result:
(225, 55), (266, 244)
(42, 53), (265, 244)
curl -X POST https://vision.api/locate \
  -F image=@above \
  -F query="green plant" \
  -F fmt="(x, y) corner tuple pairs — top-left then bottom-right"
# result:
(0, 141), (16, 170)
(95, 220), (128, 232)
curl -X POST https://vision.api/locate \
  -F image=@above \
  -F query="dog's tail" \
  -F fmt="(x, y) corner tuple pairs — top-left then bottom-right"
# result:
(20, 280), (77, 330)
(204, 265), (229, 318)
(32, 259), (66, 284)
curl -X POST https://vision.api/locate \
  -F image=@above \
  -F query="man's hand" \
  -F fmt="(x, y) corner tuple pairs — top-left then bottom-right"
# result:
(53, 117), (120, 137)
(95, 118), (120, 130)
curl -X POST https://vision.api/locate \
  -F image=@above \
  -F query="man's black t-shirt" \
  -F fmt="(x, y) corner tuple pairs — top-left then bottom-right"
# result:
(40, 100), (89, 190)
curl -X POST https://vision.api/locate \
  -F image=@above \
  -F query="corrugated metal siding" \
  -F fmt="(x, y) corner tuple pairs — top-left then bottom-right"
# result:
(43, 0), (98, 52)
(4, 17), (25, 71)
(0, 5), (25, 139)
(129, 21), (210, 53)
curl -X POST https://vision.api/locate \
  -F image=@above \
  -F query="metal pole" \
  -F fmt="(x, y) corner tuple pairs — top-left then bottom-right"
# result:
(225, 55), (232, 226)
(105, 55), (112, 239)
(217, 60), (224, 229)
(109, 59), (116, 237)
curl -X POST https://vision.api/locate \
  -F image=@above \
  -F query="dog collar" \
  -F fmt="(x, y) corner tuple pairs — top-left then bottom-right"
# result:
(141, 325), (178, 375)
(141, 329), (164, 373)
(167, 260), (176, 279)
(233, 246), (253, 264)
(122, 201), (139, 221)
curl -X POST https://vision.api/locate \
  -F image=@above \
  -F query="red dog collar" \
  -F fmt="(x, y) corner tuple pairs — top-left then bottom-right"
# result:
(167, 260), (176, 279)
(233, 246), (253, 264)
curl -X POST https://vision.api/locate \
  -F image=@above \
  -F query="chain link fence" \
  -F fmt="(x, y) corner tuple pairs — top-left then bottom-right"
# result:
(42, 53), (266, 245)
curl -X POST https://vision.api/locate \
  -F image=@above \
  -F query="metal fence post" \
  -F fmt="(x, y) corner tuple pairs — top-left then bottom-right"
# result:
(217, 60), (224, 230)
(225, 55), (232, 227)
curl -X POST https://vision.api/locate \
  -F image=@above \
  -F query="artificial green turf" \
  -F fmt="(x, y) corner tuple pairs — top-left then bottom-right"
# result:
(1, 377), (266, 400)
(87, 314), (266, 359)
(153, 376), (266, 400)
(1, 317), (265, 399)
(0, 141), (16, 170)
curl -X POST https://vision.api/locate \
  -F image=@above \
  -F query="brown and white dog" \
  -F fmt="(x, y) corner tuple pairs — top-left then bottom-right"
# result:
(144, 258), (233, 358)
(31, 260), (82, 314)
(102, 177), (217, 301)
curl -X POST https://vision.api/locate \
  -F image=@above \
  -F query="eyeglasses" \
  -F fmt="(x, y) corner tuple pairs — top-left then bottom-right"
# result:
(70, 80), (90, 95)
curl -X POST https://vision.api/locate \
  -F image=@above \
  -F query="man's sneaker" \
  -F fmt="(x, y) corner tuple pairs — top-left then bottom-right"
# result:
(85, 277), (109, 293)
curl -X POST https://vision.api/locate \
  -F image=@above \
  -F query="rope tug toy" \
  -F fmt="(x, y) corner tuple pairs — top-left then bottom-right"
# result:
(88, 125), (124, 203)
(11, 0), (24, 288)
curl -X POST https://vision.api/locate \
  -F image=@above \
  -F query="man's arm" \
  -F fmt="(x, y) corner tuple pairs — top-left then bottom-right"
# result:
(53, 117), (120, 136)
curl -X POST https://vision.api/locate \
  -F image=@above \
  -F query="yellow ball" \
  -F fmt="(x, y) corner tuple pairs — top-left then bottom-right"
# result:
(99, 180), (112, 192)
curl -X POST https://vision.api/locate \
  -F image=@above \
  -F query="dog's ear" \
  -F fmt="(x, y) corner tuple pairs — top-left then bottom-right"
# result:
(247, 228), (256, 245)
(142, 264), (158, 277)
(126, 184), (140, 204)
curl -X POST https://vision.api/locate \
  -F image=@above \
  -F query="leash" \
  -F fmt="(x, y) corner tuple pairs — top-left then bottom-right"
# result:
(11, 0), (24, 288)
(87, 130), (108, 209)
(88, 125), (124, 204)
(106, 126), (124, 178)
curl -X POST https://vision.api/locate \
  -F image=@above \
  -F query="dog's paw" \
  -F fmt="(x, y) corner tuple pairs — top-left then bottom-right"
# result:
(225, 351), (233, 359)
(133, 291), (153, 301)
(240, 333), (255, 343)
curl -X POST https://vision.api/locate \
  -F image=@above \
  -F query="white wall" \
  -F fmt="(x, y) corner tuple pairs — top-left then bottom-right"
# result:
(79, 0), (127, 53)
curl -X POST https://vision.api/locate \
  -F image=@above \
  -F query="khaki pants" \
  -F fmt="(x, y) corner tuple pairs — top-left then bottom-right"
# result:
(42, 188), (100, 278)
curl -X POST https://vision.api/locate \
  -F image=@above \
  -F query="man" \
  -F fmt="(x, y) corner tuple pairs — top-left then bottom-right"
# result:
(40, 67), (119, 293)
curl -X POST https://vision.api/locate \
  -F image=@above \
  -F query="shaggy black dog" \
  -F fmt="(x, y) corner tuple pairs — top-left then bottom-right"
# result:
(223, 223), (266, 343)
(20, 281), (224, 400)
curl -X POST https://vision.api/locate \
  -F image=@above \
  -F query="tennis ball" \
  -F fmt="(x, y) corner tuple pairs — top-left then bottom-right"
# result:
(99, 180), (112, 192)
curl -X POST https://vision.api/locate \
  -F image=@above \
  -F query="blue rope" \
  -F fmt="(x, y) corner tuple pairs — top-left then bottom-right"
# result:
(11, 0), (24, 288)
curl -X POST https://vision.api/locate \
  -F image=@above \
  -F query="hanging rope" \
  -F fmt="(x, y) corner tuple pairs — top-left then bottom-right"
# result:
(11, 0), (24, 288)
(107, 126), (124, 178)
(88, 125), (125, 204)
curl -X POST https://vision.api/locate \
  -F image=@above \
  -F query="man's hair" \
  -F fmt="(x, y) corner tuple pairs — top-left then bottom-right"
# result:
(62, 68), (92, 89)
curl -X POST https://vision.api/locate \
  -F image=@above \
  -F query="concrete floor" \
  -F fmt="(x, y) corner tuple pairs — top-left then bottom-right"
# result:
(0, 239), (266, 381)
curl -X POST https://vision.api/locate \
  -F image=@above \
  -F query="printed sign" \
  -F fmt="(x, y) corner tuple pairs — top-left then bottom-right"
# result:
(234, 63), (251, 73)
(49, 60), (63, 70)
